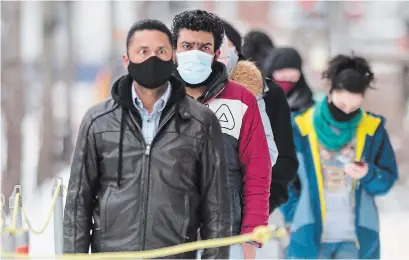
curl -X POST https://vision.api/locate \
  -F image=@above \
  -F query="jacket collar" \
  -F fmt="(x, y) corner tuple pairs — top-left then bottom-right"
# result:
(295, 107), (381, 139)
(174, 61), (228, 104)
(111, 74), (186, 112)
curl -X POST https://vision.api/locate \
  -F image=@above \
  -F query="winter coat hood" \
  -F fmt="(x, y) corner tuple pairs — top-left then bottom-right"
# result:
(262, 47), (315, 113)
(229, 60), (264, 97)
(111, 74), (186, 112)
(262, 47), (302, 74)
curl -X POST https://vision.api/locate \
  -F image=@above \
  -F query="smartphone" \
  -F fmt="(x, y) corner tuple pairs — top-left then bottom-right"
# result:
(354, 161), (365, 167)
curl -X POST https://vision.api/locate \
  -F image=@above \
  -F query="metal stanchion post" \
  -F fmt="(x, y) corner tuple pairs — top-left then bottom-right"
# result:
(1, 231), (15, 259)
(52, 177), (64, 254)
(1, 193), (16, 258)
(8, 185), (24, 257)
(9, 185), (23, 229)
(15, 229), (29, 255)
(1, 193), (6, 229)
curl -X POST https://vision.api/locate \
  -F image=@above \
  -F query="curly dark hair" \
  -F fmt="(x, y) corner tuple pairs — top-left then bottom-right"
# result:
(171, 10), (225, 51)
(322, 54), (375, 94)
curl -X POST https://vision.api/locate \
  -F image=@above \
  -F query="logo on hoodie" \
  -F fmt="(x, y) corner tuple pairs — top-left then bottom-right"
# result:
(205, 98), (247, 140)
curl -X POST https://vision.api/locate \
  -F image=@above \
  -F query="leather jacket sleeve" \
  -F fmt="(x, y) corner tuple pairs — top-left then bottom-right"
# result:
(63, 110), (99, 253)
(199, 113), (232, 259)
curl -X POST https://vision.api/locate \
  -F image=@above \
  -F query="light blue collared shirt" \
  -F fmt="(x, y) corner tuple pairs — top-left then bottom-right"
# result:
(131, 83), (172, 144)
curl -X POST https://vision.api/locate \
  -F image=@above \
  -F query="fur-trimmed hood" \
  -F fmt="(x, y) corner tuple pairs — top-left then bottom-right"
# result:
(229, 60), (264, 97)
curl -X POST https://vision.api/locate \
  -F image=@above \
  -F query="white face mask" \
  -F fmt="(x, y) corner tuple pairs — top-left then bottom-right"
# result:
(176, 50), (213, 85)
(226, 47), (239, 75)
(217, 35), (239, 75)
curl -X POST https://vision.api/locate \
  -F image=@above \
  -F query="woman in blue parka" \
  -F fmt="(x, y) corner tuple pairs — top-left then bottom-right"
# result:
(281, 54), (399, 259)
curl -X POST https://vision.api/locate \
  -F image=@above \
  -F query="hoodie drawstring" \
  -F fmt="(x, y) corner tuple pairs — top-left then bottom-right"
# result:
(117, 109), (126, 188)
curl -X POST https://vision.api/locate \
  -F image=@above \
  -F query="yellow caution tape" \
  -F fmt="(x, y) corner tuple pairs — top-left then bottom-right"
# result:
(3, 184), (67, 235)
(2, 182), (287, 259)
(1, 225), (285, 259)
(11, 191), (20, 230)
(21, 184), (63, 235)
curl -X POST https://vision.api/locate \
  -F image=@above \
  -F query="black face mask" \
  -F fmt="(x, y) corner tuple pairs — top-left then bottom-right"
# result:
(328, 101), (361, 122)
(128, 56), (175, 89)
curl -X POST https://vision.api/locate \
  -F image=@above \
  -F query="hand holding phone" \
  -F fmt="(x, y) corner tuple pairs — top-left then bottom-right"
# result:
(345, 161), (369, 179)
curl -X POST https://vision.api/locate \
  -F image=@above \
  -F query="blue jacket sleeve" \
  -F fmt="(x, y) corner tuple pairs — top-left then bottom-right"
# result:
(280, 183), (300, 225)
(360, 126), (398, 195)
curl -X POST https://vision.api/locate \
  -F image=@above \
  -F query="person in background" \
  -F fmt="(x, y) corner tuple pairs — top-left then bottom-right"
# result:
(241, 30), (275, 68)
(172, 10), (272, 260)
(239, 25), (299, 214)
(217, 34), (240, 75)
(63, 19), (231, 259)
(262, 47), (315, 114)
(222, 41), (279, 166)
(262, 47), (314, 196)
(219, 19), (245, 61)
(281, 54), (398, 259)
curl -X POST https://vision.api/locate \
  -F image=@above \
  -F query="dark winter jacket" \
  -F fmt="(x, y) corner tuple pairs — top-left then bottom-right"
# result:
(63, 74), (231, 259)
(177, 62), (271, 239)
(227, 59), (298, 215)
(263, 78), (299, 213)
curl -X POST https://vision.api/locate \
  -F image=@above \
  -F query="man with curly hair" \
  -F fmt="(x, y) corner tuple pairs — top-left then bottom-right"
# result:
(172, 10), (272, 259)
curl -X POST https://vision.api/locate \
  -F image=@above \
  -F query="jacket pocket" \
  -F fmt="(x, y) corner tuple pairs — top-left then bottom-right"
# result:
(100, 184), (114, 232)
(91, 229), (102, 253)
(231, 188), (243, 235)
(152, 191), (189, 245)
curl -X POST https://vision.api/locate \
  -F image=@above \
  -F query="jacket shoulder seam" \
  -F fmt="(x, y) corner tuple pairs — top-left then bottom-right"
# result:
(87, 104), (119, 130)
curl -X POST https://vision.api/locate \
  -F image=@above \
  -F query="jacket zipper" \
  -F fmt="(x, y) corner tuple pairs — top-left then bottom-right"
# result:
(202, 87), (225, 105)
(128, 113), (150, 250)
(128, 112), (146, 145)
(130, 109), (176, 249)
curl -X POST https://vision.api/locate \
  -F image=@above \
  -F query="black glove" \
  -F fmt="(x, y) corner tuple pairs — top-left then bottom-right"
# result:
(269, 182), (289, 214)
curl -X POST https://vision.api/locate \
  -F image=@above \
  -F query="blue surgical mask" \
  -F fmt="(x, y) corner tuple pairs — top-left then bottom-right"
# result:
(226, 47), (239, 75)
(176, 50), (213, 85)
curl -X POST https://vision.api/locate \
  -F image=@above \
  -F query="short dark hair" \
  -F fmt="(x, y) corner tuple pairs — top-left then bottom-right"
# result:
(322, 54), (375, 94)
(126, 19), (172, 50)
(242, 30), (274, 63)
(171, 10), (225, 51)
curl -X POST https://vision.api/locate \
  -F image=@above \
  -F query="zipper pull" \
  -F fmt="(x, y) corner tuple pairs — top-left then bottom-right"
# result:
(145, 145), (151, 156)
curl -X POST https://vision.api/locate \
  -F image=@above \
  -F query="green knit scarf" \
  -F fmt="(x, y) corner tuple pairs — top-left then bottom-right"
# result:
(313, 97), (363, 151)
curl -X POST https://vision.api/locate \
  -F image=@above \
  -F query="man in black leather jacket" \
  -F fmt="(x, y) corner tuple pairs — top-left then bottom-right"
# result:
(63, 19), (231, 259)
